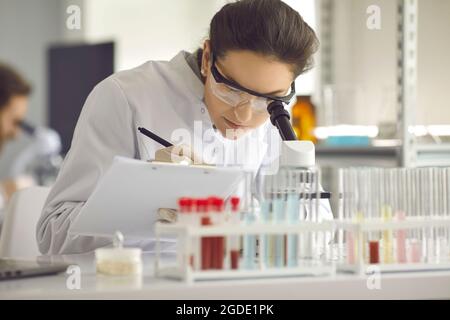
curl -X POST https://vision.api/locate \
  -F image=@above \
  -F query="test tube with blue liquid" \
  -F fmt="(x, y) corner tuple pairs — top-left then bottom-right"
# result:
(272, 172), (285, 268)
(242, 171), (256, 269)
(285, 170), (299, 267)
(260, 176), (273, 268)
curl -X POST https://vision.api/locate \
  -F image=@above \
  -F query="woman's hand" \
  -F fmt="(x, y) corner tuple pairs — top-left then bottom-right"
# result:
(157, 208), (178, 223)
(155, 144), (204, 165)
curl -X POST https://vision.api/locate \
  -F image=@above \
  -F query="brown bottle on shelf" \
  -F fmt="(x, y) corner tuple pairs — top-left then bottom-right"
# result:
(291, 95), (317, 143)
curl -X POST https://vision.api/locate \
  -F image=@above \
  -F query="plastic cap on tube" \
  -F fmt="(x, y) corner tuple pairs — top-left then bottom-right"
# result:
(196, 199), (208, 213)
(230, 197), (240, 212)
(178, 197), (193, 213)
(214, 197), (224, 212)
(207, 196), (217, 210)
(185, 198), (193, 212)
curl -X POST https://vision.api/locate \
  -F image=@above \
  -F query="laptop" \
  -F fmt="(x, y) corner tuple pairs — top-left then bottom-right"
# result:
(0, 258), (69, 281)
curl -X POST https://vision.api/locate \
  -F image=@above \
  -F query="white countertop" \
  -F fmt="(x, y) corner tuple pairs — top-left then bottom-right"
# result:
(1, 252), (450, 299)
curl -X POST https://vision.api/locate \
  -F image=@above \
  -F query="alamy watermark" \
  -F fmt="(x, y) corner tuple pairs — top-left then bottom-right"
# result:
(66, 5), (81, 30)
(168, 121), (282, 175)
(366, 265), (382, 290)
(66, 265), (81, 290)
(367, 5), (381, 30)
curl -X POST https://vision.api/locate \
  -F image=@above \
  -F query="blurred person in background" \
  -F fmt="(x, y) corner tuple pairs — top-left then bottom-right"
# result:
(0, 63), (33, 230)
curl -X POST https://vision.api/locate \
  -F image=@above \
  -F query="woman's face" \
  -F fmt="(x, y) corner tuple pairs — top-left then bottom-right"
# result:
(0, 95), (28, 142)
(201, 41), (294, 140)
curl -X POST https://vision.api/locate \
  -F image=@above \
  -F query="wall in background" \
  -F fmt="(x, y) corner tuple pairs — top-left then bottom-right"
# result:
(417, 0), (450, 125)
(83, 0), (227, 71)
(284, 0), (317, 95)
(83, 0), (317, 95)
(327, 0), (450, 127)
(325, 0), (398, 126)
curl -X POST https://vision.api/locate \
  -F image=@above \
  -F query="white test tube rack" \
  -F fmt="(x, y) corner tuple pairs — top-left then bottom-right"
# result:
(154, 219), (335, 282)
(335, 217), (450, 274)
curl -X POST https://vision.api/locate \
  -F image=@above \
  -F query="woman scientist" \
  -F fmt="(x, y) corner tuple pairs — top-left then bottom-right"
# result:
(37, 0), (332, 254)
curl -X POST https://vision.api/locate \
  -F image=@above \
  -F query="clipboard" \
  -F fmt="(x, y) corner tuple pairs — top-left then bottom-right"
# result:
(69, 156), (244, 239)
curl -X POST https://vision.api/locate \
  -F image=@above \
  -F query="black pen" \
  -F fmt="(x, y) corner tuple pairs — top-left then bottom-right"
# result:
(138, 127), (173, 148)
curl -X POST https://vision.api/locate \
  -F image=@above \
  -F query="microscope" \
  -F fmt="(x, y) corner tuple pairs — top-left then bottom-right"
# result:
(267, 100), (315, 169)
(10, 121), (63, 186)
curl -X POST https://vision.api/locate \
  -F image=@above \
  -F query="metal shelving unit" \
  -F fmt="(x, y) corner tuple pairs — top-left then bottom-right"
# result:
(398, 0), (450, 168)
(397, 0), (418, 167)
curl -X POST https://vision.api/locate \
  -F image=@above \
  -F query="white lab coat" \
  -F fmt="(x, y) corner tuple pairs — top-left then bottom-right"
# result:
(36, 51), (332, 255)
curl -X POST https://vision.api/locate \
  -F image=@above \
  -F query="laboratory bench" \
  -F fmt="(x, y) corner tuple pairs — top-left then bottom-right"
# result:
(1, 252), (450, 300)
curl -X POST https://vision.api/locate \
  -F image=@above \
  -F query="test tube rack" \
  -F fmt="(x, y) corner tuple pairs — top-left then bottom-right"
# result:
(154, 219), (335, 282)
(335, 217), (450, 274)
(336, 167), (450, 274)
(155, 165), (336, 282)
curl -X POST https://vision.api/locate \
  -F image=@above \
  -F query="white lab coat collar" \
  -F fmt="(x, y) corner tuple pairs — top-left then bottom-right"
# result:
(167, 51), (214, 133)
(170, 51), (205, 101)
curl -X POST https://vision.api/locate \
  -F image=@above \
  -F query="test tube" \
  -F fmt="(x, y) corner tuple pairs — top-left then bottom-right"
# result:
(259, 177), (271, 268)
(285, 170), (299, 267)
(208, 197), (218, 269)
(217, 198), (225, 270)
(344, 169), (356, 265)
(381, 169), (394, 264)
(369, 169), (378, 264)
(369, 168), (380, 265)
(316, 168), (327, 262)
(210, 197), (225, 270)
(410, 168), (422, 263)
(185, 198), (197, 269)
(198, 199), (212, 270)
(357, 169), (367, 263)
(352, 168), (362, 264)
(422, 168), (432, 263)
(242, 172), (256, 269)
(444, 168), (450, 261)
(405, 168), (412, 263)
(369, 239), (380, 264)
(266, 175), (276, 267)
(229, 197), (241, 270)
(408, 169), (420, 263)
(313, 168), (322, 261)
(430, 167), (439, 262)
(303, 169), (314, 260)
(438, 168), (447, 261)
(445, 168), (450, 259)
(337, 168), (345, 262)
(272, 171), (285, 268)
(396, 169), (407, 264)
(429, 168), (437, 262)
(273, 198), (284, 268)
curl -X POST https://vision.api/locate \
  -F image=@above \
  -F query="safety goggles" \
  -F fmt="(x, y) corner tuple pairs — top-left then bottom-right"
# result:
(209, 55), (296, 113)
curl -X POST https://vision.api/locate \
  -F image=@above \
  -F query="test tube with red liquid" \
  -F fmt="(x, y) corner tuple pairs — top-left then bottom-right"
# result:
(208, 196), (225, 270)
(197, 199), (212, 270)
(229, 197), (241, 270)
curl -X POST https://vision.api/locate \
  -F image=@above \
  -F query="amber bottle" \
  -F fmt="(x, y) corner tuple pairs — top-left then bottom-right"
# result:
(291, 96), (317, 143)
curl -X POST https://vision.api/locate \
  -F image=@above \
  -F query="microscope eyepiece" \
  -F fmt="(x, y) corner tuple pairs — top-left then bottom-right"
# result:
(267, 101), (297, 141)
(18, 120), (36, 135)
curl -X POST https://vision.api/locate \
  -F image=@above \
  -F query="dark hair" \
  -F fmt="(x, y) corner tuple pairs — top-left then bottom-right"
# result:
(0, 63), (31, 110)
(209, 0), (319, 77)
